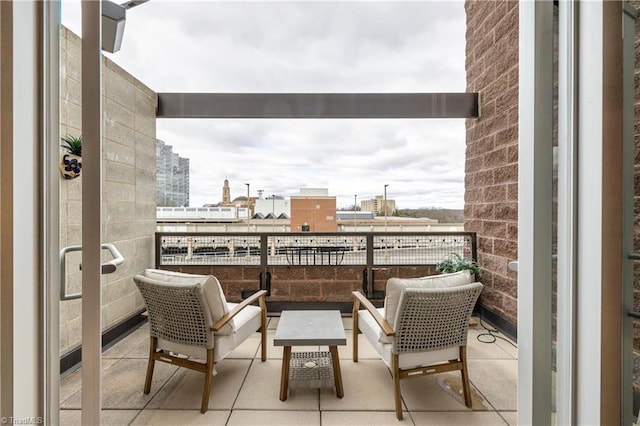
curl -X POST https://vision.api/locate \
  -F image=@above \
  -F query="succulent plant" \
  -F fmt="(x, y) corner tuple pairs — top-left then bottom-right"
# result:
(60, 134), (82, 156)
(436, 252), (480, 277)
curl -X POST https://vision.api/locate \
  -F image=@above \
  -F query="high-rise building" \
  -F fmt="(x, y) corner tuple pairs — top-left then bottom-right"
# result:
(156, 140), (190, 207)
(361, 195), (396, 216)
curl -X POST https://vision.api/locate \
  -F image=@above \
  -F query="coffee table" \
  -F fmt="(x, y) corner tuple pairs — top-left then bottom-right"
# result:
(274, 310), (346, 401)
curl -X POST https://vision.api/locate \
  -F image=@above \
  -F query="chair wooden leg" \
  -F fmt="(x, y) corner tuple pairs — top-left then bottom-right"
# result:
(201, 349), (215, 413)
(259, 295), (267, 361)
(143, 336), (157, 394)
(329, 346), (344, 398)
(352, 303), (359, 363)
(460, 345), (472, 408)
(280, 346), (292, 401)
(392, 353), (403, 420)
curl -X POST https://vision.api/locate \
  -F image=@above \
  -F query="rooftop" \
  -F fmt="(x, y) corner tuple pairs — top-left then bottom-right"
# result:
(59, 315), (517, 425)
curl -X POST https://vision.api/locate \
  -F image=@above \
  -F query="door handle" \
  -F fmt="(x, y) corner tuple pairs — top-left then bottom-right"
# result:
(59, 243), (124, 301)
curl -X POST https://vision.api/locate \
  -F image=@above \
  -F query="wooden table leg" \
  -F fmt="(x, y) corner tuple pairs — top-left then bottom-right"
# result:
(280, 346), (292, 401)
(329, 346), (344, 398)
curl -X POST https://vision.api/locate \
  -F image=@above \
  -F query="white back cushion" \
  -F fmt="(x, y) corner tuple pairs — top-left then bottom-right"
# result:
(143, 269), (235, 335)
(379, 270), (474, 343)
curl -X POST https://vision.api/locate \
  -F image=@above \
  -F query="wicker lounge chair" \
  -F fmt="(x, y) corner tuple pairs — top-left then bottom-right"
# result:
(352, 271), (482, 420)
(134, 269), (267, 413)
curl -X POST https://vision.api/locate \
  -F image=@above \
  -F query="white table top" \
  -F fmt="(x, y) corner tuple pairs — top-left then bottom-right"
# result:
(273, 310), (346, 346)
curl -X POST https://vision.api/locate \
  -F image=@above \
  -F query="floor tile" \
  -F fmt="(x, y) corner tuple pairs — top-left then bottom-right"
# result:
(472, 322), (518, 359)
(499, 411), (517, 425)
(410, 410), (509, 425)
(494, 337), (518, 359)
(340, 333), (382, 361)
(467, 329), (514, 360)
(229, 333), (262, 359)
(61, 358), (178, 409)
(342, 316), (353, 331)
(321, 410), (404, 425)
(103, 323), (149, 359)
(468, 359), (517, 411)
(401, 372), (491, 412)
(227, 410), (320, 425)
(59, 359), (117, 404)
(59, 409), (140, 425)
(234, 359), (319, 410)
(131, 409), (230, 425)
(320, 359), (398, 412)
(147, 359), (250, 410)
(268, 316), (280, 330)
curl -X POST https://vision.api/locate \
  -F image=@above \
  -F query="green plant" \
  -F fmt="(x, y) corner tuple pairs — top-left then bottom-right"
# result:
(436, 253), (480, 277)
(61, 134), (82, 156)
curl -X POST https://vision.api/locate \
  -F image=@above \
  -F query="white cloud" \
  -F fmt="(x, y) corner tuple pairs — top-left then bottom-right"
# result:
(62, 0), (467, 209)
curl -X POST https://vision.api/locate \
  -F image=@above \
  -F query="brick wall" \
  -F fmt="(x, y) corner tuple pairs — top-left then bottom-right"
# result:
(290, 197), (338, 232)
(464, 0), (519, 324)
(59, 27), (157, 355)
(168, 265), (436, 304)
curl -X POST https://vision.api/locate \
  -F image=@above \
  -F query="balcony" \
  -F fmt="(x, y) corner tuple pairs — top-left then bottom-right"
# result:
(58, 230), (518, 424)
(59, 314), (517, 425)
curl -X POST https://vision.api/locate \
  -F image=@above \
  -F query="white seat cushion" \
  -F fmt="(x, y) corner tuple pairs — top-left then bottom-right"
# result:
(156, 303), (262, 362)
(380, 270), (473, 343)
(213, 303), (262, 362)
(358, 308), (458, 369)
(143, 269), (235, 335)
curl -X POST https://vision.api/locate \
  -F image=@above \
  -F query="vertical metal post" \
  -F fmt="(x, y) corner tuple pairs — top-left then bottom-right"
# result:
(366, 234), (374, 298)
(518, 1), (553, 424)
(155, 232), (162, 268)
(81, 1), (102, 424)
(261, 234), (268, 289)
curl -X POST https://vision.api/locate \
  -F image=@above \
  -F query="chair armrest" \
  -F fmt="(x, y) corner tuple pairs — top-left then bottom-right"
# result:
(211, 290), (267, 332)
(352, 291), (394, 337)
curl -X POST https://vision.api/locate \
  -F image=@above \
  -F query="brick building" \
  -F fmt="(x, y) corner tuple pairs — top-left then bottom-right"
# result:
(290, 188), (337, 232)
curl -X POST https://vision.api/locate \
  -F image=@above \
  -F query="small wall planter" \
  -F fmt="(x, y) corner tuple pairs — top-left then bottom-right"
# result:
(60, 134), (82, 179)
(60, 153), (82, 179)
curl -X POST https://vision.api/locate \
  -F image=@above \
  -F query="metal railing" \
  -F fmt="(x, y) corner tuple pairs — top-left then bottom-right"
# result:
(155, 231), (477, 268)
(156, 231), (476, 301)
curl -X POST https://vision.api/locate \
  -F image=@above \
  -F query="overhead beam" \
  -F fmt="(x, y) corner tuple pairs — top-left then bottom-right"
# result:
(156, 93), (479, 119)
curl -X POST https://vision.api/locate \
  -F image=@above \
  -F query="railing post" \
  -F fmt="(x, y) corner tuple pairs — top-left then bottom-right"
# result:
(155, 232), (162, 268)
(366, 234), (374, 298)
(260, 234), (268, 289)
(470, 233), (477, 263)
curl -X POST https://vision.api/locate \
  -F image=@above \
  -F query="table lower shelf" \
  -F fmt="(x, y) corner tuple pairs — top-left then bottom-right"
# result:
(288, 351), (334, 389)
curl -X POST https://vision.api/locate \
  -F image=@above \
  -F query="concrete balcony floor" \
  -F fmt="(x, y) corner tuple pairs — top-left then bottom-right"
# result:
(59, 316), (517, 425)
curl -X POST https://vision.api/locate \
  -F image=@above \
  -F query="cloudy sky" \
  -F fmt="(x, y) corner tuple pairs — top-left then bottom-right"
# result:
(62, 0), (467, 210)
